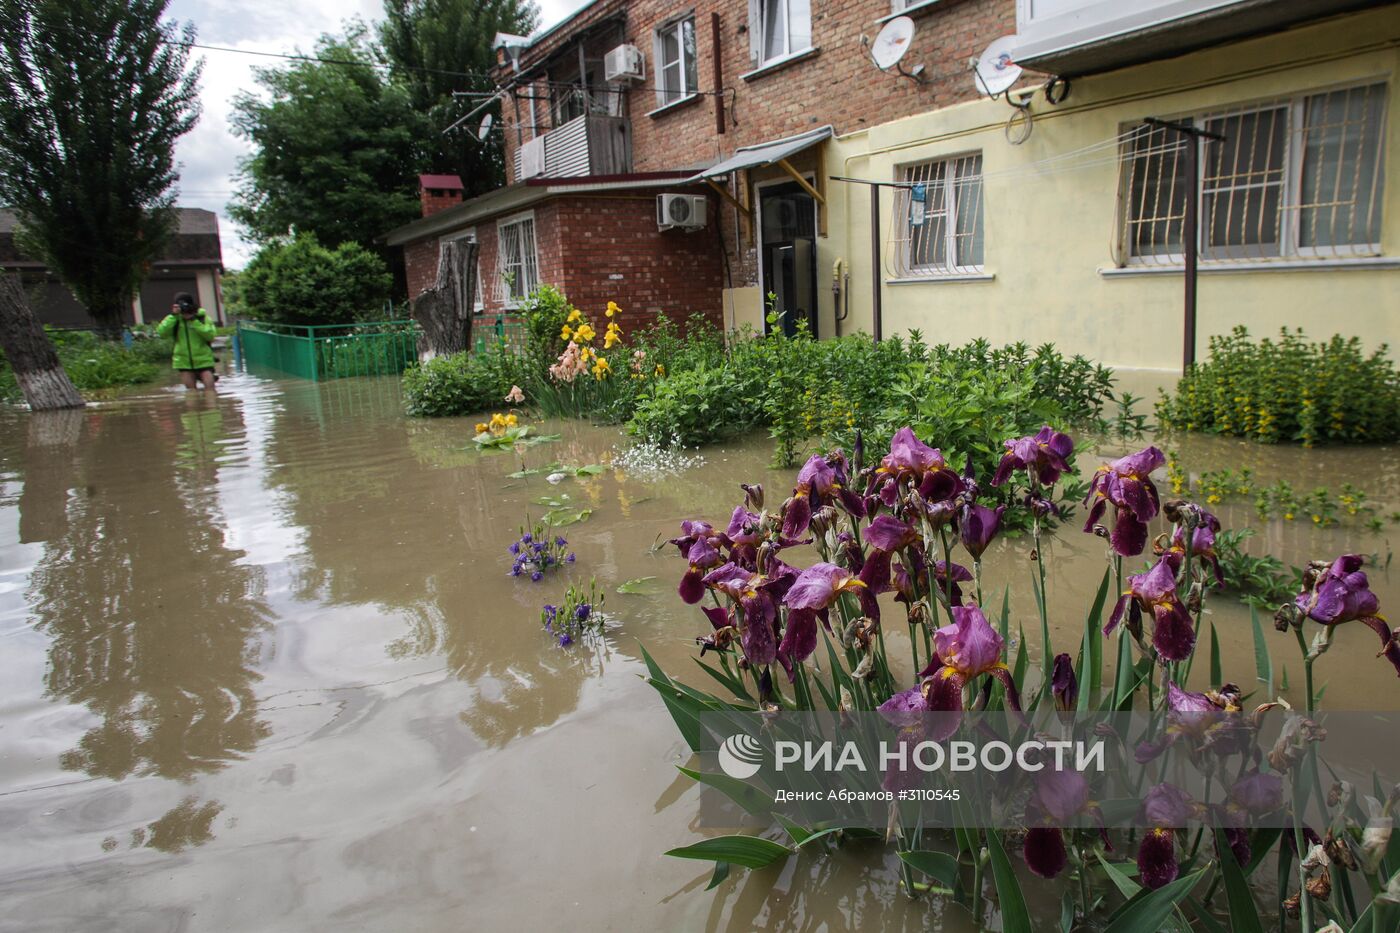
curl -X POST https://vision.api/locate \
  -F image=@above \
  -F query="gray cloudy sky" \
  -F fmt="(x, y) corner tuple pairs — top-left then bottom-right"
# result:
(166, 0), (588, 268)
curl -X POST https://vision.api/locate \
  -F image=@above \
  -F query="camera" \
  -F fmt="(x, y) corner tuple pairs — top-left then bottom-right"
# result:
(175, 294), (198, 316)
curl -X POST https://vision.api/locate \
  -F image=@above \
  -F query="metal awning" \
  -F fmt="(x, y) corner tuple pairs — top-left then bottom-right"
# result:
(689, 125), (833, 182)
(688, 125), (833, 229)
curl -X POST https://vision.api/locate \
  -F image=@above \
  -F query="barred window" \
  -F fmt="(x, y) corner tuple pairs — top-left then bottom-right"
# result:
(1121, 82), (1387, 264)
(891, 153), (985, 277)
(496, 214), (538, 306)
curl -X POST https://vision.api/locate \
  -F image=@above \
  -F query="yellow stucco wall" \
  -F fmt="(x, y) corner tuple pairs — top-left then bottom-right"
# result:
(817, 6), (1400, 376)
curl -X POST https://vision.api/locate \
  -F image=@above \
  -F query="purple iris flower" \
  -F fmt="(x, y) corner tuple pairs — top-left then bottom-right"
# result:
(992, 425), (1075, 488)
(1022, 767), (1106, 878)
(1162, 504), (1224, 585)
(784, 561), (876, 623)
(1104, 557), (1196, 661)
(575, 603), (591, 621)
(566, 553), (575, 563)
(508, 541), (520, 555)
(1135, 783), (1200, 889)
(530, 571), (542, 582)
(1134, 681), (1246, 763)
(558, 633), (572, 647)
(957, 503), (1005, 561)
(671, 519), (728, 604)
(1084, 446), (1166, 557)
(522, 532), (533, 544)
(931, 560), (973, 607)
(1294, 555), (1400, 676)
(555, 536), (567, 547)
(919, 606), (1021, 740)
(870, 428), (964, 508)
(781, 454), (864, 538)
(1050, 653), (1077, 712)
(703, 562), (786, 666)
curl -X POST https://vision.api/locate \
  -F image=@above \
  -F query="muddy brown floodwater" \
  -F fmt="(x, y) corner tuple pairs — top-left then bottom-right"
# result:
(0, 372), (1395, 932)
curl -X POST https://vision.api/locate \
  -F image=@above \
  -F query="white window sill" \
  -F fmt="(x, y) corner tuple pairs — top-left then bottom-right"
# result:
(1099, 256), (1400, 277)
(887, 271), (995, 284)
(878, 0), (943, 23)
(646, 93), (701, 118)
(740, 46), (820, 82)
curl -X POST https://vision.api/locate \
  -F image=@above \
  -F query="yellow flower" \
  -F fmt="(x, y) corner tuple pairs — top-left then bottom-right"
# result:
(580, 346), (595, 362)
(605, 301), (620, 318)
(489, 413), (507, 427)
(654, 363), (665, 377)
(592, 357), (612, 379)
(505, 413), (519, 427)
(1284, 512), (1295, 521)
(574, 323), (596, 343)
(566, 308), (583, 323)
(560, 324), (573, 340)
(474, 422), (488, 435)
(604, 331), (621, 349)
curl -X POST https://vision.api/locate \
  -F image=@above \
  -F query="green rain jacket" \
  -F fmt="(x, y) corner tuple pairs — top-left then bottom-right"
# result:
(157, 310), (218, 370)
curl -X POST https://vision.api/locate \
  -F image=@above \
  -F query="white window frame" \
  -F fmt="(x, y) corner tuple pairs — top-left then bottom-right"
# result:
(654, 15), (698, 108)
(896, 152), (986, 277)
(750, 0), (812, 67)
(1119, 81), (1387, 266)
(495, 211), (539, 308)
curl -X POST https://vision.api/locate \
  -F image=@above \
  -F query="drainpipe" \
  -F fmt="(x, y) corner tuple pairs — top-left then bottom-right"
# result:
(870, 184), (882, 342)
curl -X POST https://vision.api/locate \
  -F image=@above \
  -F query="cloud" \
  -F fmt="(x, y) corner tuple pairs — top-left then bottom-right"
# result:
(166, 0), (592, 269)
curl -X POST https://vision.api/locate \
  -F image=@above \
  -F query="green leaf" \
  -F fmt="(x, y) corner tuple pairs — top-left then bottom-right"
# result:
(705, 861), (730, 890)
(664, 835), (792, 869)
(1209, 622), (1222, 687)
(1250, 606), (1273, 693)
(986, 830), (1033, 933)
(1181, 895), (1228, 933)
(897, 850), (960, 888)
(693, 657), (753, 701)
(676, 766), (771, 817)
(1214, 831), (1265, 933)
(1082, 566), (1110, 700)
(542, 507), (592, 526)
(1102, 869), (1205, 933)
(1060, 890), (1076, 933)
(616, 576), (657, 595)
(1096, 851), (1142, 899)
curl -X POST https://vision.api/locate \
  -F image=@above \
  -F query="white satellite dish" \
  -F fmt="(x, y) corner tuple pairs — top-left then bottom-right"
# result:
(476, 113), (494, 141)
(871, 16), (915, 71)
(973, 36), (1022, 98)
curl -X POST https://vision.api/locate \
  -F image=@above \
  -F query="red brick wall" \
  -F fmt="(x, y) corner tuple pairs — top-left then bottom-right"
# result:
(420, 189), (463, 216)
(399, 192), (722, 332)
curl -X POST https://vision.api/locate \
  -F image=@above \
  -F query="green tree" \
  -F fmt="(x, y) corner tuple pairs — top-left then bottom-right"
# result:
(380, 0), (539, 197)
(0, 0), (202, 336)
(239, 234), (392, 326)
(229, 25), (422, 251)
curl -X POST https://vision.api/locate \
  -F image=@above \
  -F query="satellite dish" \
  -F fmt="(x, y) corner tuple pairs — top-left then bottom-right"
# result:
(973, 36), (1022, 98)
(871, 16), (915, 71)
(476, 113), (494, 141)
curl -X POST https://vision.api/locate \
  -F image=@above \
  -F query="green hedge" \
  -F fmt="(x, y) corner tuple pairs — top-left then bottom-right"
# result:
(0, 329), (168, 401)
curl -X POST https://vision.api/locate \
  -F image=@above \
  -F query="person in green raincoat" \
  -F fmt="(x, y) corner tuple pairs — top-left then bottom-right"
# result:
(157, 292), (218, 391)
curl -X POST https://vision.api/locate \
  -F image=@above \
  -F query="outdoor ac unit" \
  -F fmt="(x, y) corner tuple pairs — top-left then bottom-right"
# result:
(519, 135), (545, 179)
(604, 44), (644, 82)
(657, 194), (707, 231)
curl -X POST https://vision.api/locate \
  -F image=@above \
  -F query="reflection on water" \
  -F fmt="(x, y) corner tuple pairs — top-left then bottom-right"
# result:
(0, 372), (1394, 931)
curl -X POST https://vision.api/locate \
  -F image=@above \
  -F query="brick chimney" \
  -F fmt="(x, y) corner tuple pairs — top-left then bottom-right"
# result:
(419, 174), (464, 217)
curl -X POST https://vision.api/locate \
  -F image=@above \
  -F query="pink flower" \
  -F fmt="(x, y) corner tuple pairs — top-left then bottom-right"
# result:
(505, 385), (525, 404)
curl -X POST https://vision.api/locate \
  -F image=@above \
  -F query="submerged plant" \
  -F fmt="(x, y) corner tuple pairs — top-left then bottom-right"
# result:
(507, 520), (574, 582)
(542, 577), (607, 646)
(642, 421), (1399, 930)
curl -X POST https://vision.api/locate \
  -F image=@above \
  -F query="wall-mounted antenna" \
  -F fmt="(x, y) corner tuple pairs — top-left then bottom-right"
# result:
(869, 17), (925, 84)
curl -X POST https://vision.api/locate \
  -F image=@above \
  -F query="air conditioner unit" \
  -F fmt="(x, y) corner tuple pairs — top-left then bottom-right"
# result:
(657, 193), (707, 231)
(519, 135), (545, 179)
(604, 44), (644, 82)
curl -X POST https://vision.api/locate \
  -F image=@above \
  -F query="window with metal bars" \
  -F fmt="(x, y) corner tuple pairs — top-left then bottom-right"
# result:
(1120, 82), (1387, 265)
(891, 153), (985, 277)
(496, 214), (539, 306)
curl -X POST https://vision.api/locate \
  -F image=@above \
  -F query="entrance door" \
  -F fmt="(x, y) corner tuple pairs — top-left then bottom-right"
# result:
(759, 181), (817, 338)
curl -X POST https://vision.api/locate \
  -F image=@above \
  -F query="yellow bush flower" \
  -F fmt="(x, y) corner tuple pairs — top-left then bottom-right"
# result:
(654, 363), (665, 377)
(604, 330), (621, 349)
(475, 422), (488, 435)
(592, 356), (612, 379)
(566, 308), (583, 323)
(505, 413), (519, 427)
(605, 301), (620, 318)
(560, 324), (573, 341)
(574, 323), (596, 343)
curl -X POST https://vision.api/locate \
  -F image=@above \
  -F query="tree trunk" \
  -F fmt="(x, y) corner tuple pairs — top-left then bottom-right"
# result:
(0, 275), (86, 410)
(411, 239), (476, 358)
(89, 298), (127, 340)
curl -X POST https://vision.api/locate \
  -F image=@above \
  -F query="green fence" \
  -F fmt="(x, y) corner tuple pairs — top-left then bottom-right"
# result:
(236, 320), (421, 380)
(473, 314), (527, 355)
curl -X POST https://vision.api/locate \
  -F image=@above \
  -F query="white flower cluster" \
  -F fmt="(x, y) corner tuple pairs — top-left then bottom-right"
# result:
(613, 434), (705, 480)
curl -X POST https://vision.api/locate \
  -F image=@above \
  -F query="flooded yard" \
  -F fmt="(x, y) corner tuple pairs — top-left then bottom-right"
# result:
(0, 371), (1396, 931)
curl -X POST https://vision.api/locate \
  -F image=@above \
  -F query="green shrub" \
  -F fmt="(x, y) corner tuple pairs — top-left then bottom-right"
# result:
(239, 234), (392, 326)
(0, 328), (165, 401)
(1157, 327), (1400, 445)
(628, 363), (759, 447)
(401, 343), (524, 417)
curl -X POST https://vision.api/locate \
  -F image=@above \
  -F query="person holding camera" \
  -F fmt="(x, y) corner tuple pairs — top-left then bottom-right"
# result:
(157, 292), (218, 391)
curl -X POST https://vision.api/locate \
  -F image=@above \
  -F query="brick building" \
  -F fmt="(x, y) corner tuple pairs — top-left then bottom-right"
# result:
(387, 0), (1400, 374)
(385, 0), (1016, 337)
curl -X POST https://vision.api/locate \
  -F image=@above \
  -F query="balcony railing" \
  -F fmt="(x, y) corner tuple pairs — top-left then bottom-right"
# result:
(511, 114), (631, 182)
(1014, 0), (1381, 76)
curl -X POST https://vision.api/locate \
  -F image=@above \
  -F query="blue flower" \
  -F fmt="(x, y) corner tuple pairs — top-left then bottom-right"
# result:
(558, 633), (573, 647)
(543, 604), (557, 619)
(522, 533), (533, 544)
(509, 566), (522, 577)
(565, 553), (576, 563)
(575, 603), (592, 621)
(508, 542), (520, 555)
(530, 571), (543, 582)
(555, 536), (567, 547)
